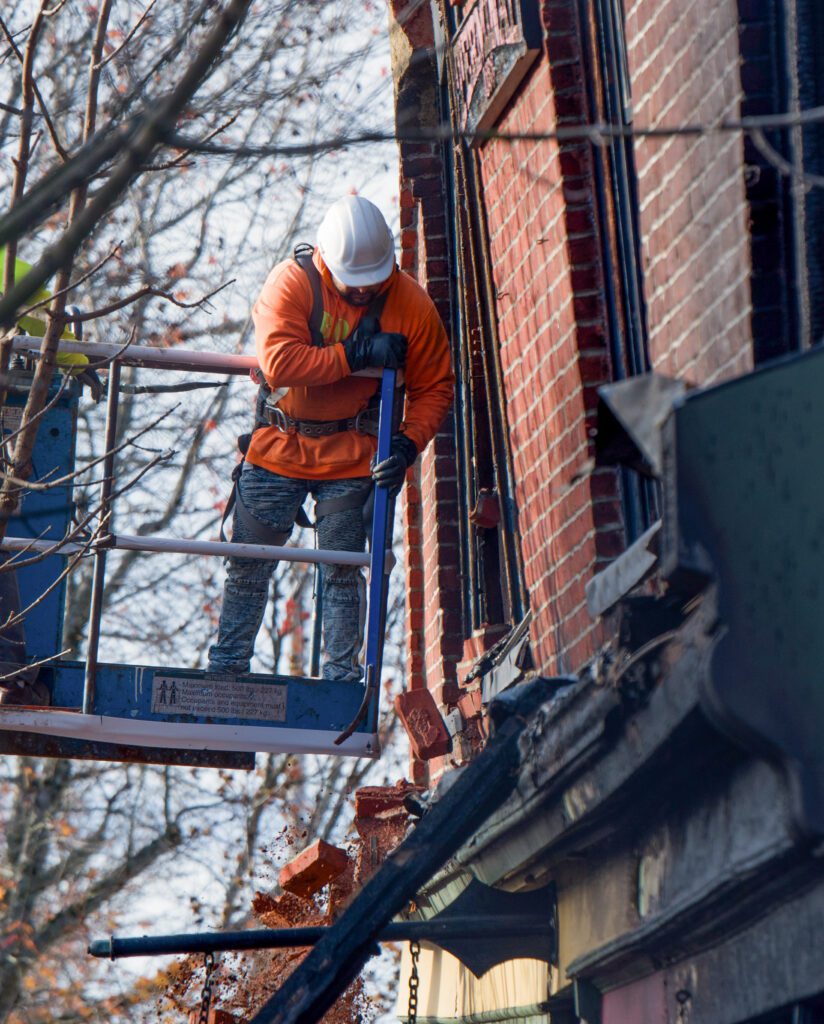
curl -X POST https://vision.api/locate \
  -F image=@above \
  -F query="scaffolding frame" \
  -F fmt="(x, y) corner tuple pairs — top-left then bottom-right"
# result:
(0, 338), (398, 761)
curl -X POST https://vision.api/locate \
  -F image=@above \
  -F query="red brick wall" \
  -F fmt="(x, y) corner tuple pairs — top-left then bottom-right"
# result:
(477, 1), (621, 673)
(389, 0), (758, 771)
(389, 0), (462, 784)
(623, 0), (753, 383)
(399, 166), (462, 696)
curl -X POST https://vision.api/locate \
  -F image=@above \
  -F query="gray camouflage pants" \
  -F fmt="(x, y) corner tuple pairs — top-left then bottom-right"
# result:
(207, 462), (369, 680)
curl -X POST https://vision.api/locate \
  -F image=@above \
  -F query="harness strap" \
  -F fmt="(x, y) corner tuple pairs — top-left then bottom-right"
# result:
(232, 486), (293, 547)
(220, 465), (372, 547)
(294, 243), (325, 347)
(314, 485), (373, 521)
(264, 405), (380, 438)
(255, 246), (392, 433)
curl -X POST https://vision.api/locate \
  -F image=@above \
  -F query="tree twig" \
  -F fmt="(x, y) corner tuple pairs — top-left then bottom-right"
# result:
(14, 243), (123, 322)
(0, 647), (71, 684)
(94, 0), (158, 70)
(68, 277), (235, 322)
(0, 10), (68, 162)
(0, 0), (255, 330)
(1, 402), (176, 492)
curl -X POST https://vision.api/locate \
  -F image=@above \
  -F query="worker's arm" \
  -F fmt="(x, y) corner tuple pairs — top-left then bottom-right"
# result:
(398, 305), (455, 454)
(254, 261), (350, 387)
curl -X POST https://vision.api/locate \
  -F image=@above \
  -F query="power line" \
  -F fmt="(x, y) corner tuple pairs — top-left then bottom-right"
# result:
(163, 103), (824, 159)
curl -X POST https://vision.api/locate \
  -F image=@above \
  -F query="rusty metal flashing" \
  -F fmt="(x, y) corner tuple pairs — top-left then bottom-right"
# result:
(448, 603), (717, 890)
(585, 521), (661, 618)
(594, 374), (685, 478)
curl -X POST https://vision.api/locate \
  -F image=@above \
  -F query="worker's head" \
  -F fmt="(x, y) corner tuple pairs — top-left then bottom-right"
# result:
(317, 196), (395, 306)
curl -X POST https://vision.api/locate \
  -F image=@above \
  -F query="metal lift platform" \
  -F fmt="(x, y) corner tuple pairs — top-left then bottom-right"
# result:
(0, 337), (398, 768)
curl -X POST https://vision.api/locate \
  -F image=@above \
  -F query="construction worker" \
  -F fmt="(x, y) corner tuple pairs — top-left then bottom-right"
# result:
(207, 196), (454, 679)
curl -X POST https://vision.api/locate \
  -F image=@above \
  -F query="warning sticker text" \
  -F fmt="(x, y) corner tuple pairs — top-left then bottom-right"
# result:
(151, 676), (287, 722)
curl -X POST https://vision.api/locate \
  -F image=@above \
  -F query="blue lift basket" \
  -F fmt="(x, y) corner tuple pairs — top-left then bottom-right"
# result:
(0, 337), (400, 770)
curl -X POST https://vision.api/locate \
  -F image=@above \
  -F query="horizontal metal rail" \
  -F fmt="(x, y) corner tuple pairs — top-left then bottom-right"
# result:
(0, 533), (373, 567)
(11, 335), (386, 379)
(89, 916), (547, 959)
(0, 708), (378, 758)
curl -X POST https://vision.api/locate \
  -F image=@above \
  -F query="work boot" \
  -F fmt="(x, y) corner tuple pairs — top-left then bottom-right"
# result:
(0, 675), (51, 707)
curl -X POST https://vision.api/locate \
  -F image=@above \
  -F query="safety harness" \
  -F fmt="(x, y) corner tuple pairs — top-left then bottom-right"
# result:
(220, 244), (390, 546)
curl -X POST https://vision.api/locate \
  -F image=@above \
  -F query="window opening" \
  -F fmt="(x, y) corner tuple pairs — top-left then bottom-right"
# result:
(738, 0), (801, 361)
(438, 4), (528, 635)
(579, 0), (656, 542)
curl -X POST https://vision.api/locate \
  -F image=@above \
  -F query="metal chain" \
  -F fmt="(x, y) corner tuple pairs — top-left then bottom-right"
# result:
(198, 951), (215, 1024)
(407, 940), (421, 1024)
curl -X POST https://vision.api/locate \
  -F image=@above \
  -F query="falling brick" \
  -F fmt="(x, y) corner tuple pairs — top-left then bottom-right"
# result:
(278, 838), (350, 899)
(354, 780), (423, 819)
(252, 890), (307, 927)
(395, 689), (452, 760)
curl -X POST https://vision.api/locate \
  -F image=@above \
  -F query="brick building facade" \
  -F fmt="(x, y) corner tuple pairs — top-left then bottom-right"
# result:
(386, 0), (814, 786)
(370, 6), (824, 1024)
(255, 6), (824, 1023)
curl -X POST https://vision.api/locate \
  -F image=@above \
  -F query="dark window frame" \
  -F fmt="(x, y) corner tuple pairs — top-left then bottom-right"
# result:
(436, 1), (528, 635)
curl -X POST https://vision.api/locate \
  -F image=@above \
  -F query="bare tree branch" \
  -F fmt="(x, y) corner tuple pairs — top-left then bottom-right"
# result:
(33, 823), (182, 951)
(94, 0), (158, 71)
(0, 9), (69, 163)
(69, 277), (234, 321)
(0, 0), (254, 329)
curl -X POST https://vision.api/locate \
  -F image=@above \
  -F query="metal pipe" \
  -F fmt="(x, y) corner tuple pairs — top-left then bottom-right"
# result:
(785, 0), (812, 349)
(578, 0), (643, 543)
(452, 156), (483, 629)
(10, 336), (387, 379)
(466, 147), (527, 622)
(443, 45), (485, 629)
(441, 10), (524, 622)
(82, 360), (120, 714)
(309, 564), (323, 676)
(596, 0), (649, 376)
(362, 370), (395, 708)
(89, 915), (547, 960)
(0, 533), (371, 567)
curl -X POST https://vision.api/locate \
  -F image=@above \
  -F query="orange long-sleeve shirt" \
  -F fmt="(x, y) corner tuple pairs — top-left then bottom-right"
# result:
(246, 250), (454, 480)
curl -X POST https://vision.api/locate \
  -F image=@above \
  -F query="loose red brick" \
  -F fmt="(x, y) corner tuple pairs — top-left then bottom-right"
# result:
(354, 780), (424, 819)
(457, 688), (483, 721)
(278, 839), (350, 900)
(410, 757), (429, 789)
(395, 689), (452, 760)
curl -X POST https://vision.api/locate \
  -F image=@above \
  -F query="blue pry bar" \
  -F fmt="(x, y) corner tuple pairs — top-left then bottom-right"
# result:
(361, 368), (396, 733)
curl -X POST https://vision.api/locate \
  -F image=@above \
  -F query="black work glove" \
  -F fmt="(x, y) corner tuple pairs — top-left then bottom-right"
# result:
(371, 433), (419, 498)
(343, 322), (408, 373)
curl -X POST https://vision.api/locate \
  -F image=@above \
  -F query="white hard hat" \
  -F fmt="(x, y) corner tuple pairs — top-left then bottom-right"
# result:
(317, 196), (395, 287)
